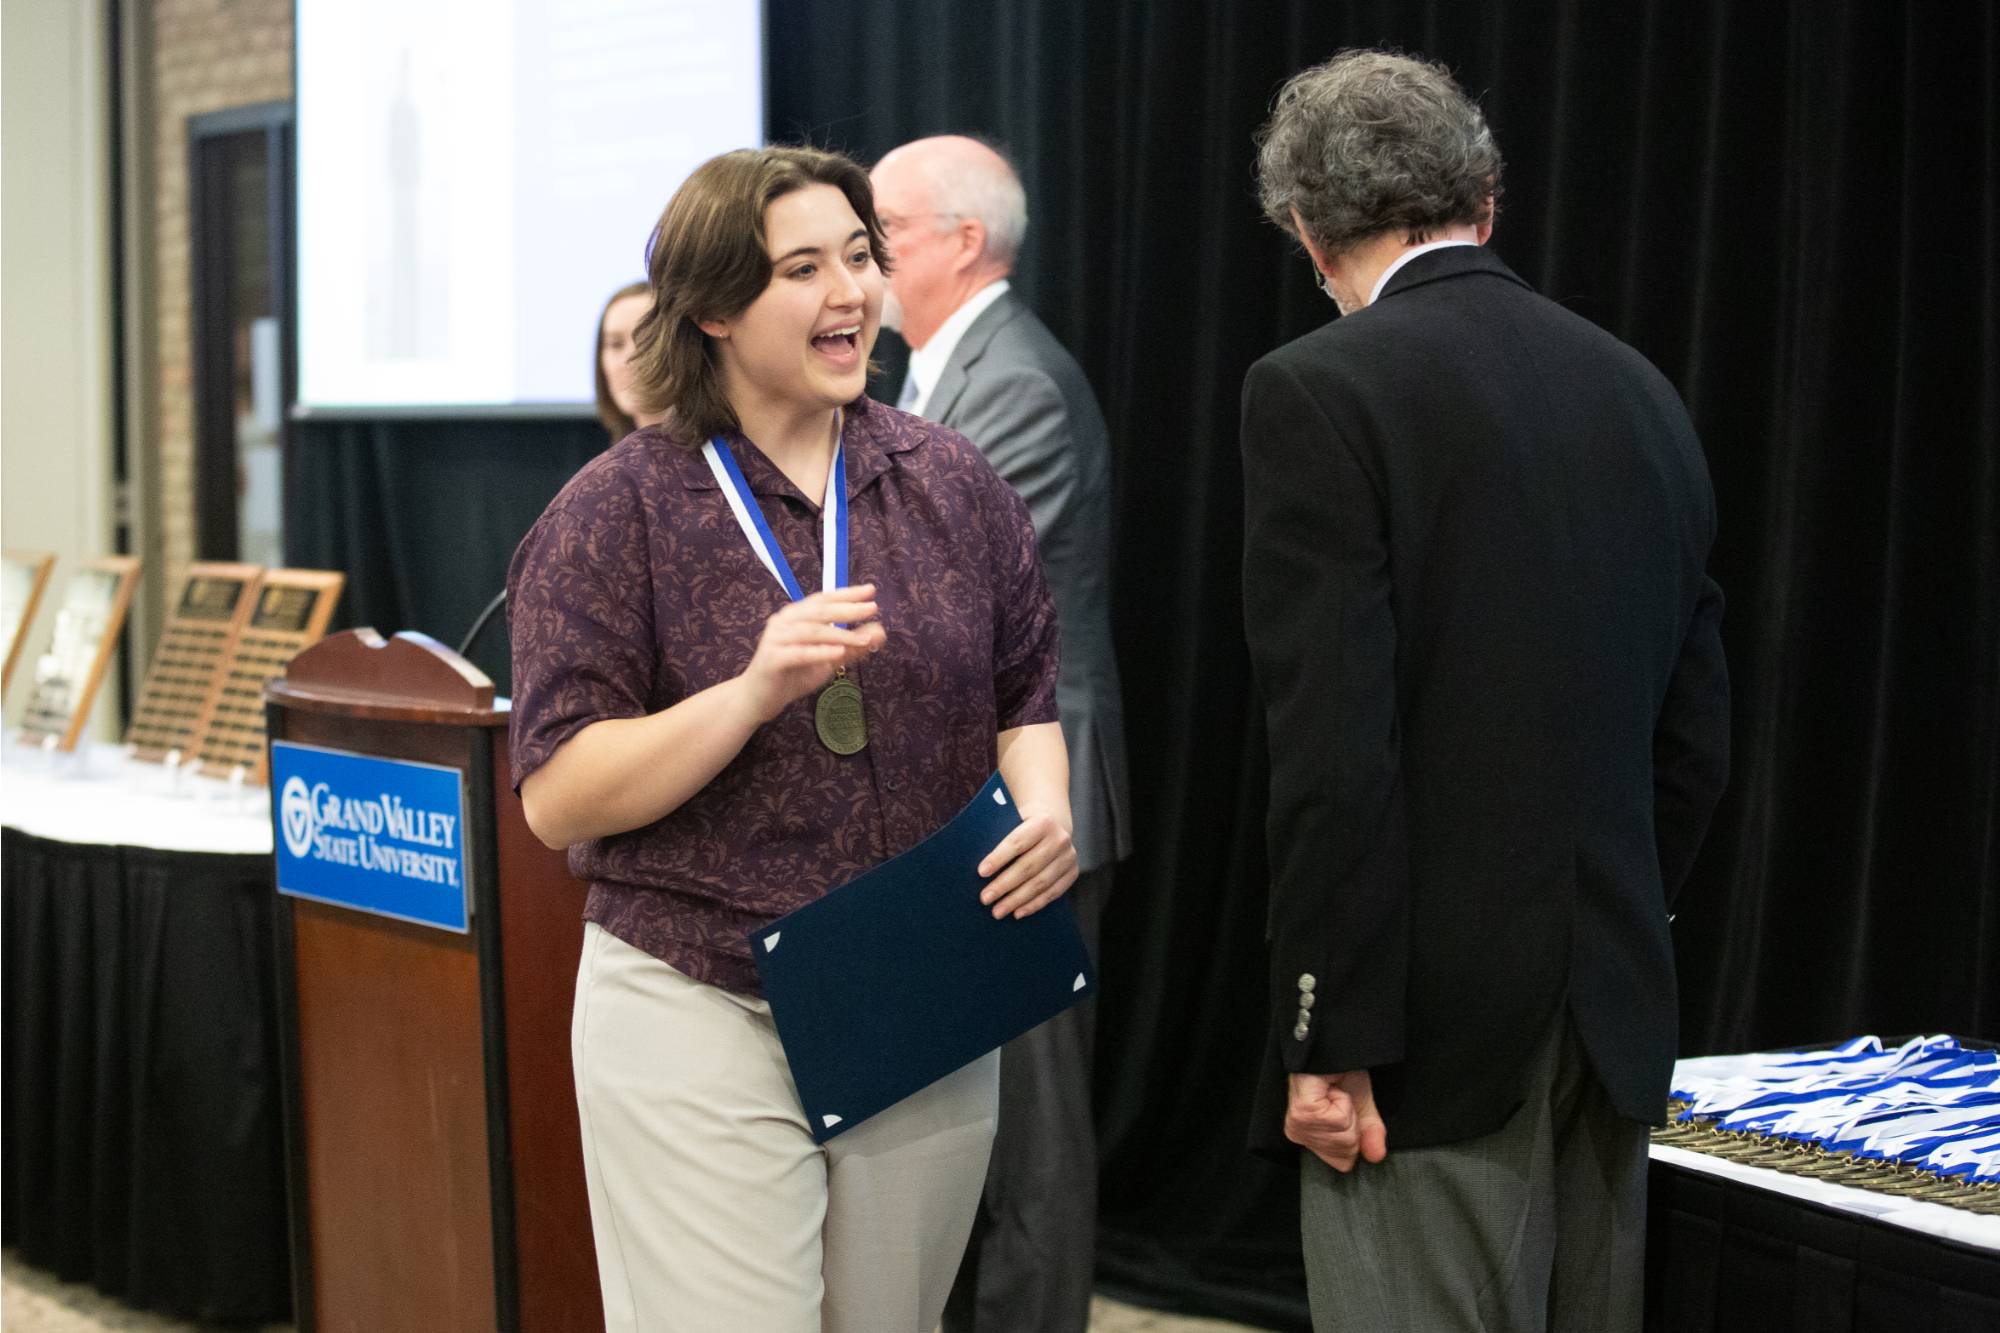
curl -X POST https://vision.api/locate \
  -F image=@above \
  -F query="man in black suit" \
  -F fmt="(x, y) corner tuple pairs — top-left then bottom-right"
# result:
(1240, 50), (1730, 1331)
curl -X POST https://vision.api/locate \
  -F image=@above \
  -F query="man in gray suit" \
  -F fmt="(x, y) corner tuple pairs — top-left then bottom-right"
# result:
(872, 135), (1132, 1333)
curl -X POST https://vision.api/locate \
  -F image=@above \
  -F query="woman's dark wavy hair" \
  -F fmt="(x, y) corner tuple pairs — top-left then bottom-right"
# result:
(628, 146), (892, 445)
(1256, 49), (1504, 256)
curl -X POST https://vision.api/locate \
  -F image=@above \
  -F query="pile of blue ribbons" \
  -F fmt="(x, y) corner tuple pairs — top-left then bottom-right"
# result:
(1656, 1035), (2000, 1213)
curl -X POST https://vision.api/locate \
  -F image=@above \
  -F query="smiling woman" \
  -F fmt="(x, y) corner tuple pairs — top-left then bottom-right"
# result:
(692, 183), (884, 491)
(623, 148), (892, 459)
(503, 144), (1079, 1331)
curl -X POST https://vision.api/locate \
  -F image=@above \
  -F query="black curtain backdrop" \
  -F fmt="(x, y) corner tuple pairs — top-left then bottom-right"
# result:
(287, 3), (1999, 1324)
(286, 418), (605, 691)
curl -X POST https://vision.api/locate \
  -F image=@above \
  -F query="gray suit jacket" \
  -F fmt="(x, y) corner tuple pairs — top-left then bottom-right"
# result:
(915, 290), (1131, 870)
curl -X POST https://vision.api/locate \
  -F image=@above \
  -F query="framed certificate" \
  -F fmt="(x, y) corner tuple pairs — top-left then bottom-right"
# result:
(2, 549), (56, 694)
(18, 555), (142, 752)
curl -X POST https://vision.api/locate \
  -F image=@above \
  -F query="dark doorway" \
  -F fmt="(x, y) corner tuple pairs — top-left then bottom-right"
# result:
(189, 102), (293, 566)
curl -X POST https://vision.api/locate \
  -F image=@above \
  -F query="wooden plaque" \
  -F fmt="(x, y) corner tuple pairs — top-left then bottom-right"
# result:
(17, 555), (143, 752)
(192, 568), (344, 783)
(125, 562), (265, 760)
(2, 549), (56, 694)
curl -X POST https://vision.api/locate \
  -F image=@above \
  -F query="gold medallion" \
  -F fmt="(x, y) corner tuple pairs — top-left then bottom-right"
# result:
(815, 674), (867, 755)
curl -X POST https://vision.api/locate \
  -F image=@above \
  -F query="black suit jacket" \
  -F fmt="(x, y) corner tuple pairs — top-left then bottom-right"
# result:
(1239, 245), (1730, 1154)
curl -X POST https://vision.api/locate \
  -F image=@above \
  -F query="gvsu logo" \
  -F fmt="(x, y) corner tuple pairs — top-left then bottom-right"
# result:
(280, 775), (317, 858)
(270, 742), (469, 933)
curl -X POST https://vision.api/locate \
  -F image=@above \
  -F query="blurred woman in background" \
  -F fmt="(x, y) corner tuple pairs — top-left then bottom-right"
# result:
(593, 279), (661, 441)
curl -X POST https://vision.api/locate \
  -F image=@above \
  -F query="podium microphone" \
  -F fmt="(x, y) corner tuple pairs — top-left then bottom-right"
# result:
(457, 589), (508, 658)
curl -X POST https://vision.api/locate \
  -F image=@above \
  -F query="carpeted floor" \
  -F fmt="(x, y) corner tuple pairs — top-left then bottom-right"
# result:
(0, 1251), (1267, 1332)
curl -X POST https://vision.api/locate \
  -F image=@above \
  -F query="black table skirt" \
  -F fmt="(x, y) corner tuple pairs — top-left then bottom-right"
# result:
(1647, 1157), (2000, 1332)
(2, 827), (292, 1324)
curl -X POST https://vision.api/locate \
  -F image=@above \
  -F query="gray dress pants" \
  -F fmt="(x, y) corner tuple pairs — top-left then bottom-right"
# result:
(1300, 1009), (1649, 1332)
(941, 864), (1112, 1333)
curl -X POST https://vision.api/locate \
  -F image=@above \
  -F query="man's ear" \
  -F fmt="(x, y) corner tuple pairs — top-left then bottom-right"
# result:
(1476, 191), (1496, 245)
(953, 216), (989, 274)
(1289, 206), (1335, 279)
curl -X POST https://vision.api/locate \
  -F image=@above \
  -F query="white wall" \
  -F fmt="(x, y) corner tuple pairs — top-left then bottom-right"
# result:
(2, 0), (118, 731)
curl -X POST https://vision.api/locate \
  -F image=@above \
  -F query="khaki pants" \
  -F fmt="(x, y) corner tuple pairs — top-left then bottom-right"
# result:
(572, 923), (999, 1332)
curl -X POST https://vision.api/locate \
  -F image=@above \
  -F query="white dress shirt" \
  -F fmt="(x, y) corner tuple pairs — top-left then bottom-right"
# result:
(900, 279), (1011, 416)
(1367, 239), (1478, 306)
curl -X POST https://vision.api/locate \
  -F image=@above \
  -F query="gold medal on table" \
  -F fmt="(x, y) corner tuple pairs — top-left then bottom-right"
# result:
(815, 670), (867, 754)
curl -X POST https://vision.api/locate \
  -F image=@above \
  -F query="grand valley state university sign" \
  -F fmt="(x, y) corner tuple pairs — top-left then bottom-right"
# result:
(271, 740), (472, 932)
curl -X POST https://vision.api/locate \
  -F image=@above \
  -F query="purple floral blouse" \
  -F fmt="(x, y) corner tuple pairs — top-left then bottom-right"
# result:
(507, 395), (1061, 996)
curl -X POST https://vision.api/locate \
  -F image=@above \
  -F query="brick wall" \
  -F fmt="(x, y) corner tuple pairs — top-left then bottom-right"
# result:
(148, 0), (291, 596)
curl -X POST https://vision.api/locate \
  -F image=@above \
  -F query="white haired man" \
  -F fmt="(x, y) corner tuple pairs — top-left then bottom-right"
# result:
(872, 134), (1131, 1333)
(1241, 51), (1730, 1331)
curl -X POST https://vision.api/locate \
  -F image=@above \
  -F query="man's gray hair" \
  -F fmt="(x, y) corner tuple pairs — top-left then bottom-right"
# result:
(923, 141), (1029, 269)
(1255, 49), (1503, 256)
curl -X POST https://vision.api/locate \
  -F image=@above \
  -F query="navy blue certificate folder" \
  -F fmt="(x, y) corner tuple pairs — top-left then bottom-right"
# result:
(749, 771), (1095, 1143)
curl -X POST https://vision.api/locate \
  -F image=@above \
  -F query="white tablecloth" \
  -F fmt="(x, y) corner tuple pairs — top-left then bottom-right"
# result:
(1, 738), (273, 854)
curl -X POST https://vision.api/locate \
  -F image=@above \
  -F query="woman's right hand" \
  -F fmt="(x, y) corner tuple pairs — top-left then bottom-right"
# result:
(736, 585), (885, 722)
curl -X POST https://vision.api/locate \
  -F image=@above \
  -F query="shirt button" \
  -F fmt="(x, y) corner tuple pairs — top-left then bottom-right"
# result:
(884, 776), (900, 792)
(1299, 992), (1315, 1010)
(1293, 1022), (1310, 1042)
(1298, 973), (1316, 993)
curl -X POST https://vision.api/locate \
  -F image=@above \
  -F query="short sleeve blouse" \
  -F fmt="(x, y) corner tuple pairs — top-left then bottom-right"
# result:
(506, 395), (1061, 995)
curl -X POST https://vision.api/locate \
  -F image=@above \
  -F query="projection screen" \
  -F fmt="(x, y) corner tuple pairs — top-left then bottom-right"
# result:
(295, 0), (764, 414)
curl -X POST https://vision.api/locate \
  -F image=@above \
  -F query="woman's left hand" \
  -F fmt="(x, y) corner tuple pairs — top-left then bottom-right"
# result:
(976, 807), (1078, 919)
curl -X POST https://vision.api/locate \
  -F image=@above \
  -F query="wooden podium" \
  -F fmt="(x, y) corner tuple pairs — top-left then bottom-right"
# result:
(266, 630), (601, 1332)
